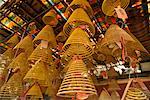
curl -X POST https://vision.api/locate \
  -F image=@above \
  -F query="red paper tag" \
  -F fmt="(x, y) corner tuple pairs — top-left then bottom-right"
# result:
(40, 40), (48, 49)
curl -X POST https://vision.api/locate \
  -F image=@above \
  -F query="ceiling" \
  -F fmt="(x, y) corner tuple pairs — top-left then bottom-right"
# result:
(0, 0), (150, 61)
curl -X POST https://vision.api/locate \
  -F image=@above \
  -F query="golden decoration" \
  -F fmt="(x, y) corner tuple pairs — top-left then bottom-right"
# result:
(63, 8), (95, 37)
(33, 25), (57, 48)
(57, 59), (97, 98)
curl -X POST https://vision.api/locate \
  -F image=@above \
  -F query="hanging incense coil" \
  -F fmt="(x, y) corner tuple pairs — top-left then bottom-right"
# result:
(111, 91), (120, 100)
(63, 8), (95, 37)
(25, 83), (43, 100)
(42, 9), (58, 27)
(108, 79), (121, 91)
(28, 44), (53, 65)
(0, 73), (23, 99)
(2, 48), (14, 61)
(125, 87), (148, 100)
(63, 28), (94, 59)
(102, 0), (130, 16)
(7, 53), (29, 79)
(14, 35), (34, 57)
(24, 61), (49, 86)
(6, 34), (19, 47)
(33, 25), (57, 48)
(107, 67), (118, 78)
(56, 31), (67, 42)
(57, 59), (97, 98)
(101, 24), (135, 48)
(99, 89), (111, 100)
(66, 0), (93, 17)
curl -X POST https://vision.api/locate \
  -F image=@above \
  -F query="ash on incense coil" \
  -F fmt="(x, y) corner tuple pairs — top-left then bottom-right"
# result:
(63, 28), (94, 59)
(6, 34), (19, 47)
(7, 53), (29, 79)
(14, 35), (34, 57)
(25, 83), (43, 100)
(102, 0), (130, 16)
(125, 87), (148, 100)
(57, 59), (97, 98)
(33, 25), (57, 48)
(42, 9), (58, 27)
(28, 44), (53, 65)
(63, 8), (95, 37)
(66, 0), (93, 17)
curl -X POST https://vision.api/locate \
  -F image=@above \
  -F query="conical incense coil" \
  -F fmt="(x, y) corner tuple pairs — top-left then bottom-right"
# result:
(28, 44), (53, 65)
(56, 31), (67, 42)
(63, 8), (95, 37)
(6, 34), (19, 47)
(102, 0), (130, 16)
(14, 35), (34, 57)
(63, 28), (94, 59)
(33, 25), (57, 48)
(105, 55), (117, 64)
(99, 89), (111, 100)
(2, 48), (14, 61)
(57, 59), (97, 98)
(66, 0), (93, 17)
(108, 79), (121, 91)
(0, 73), (23, 99)
(125, 87), (148, 100)
(111, 91), (120, 100)
(7, 53), (29, 79)
(25, 83), (43, 99)
(100, 24), (135, 48)
(24, 61), (49, 86)
(42, 9), (58, 27)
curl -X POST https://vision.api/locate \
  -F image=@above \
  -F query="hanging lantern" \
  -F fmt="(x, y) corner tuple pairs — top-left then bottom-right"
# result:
(57, 59), (97, 98)
(28, 44), (53, 65)
(63, 8), (95, 37)
(14, 35), (34, 57)
(25, 83), (43, 99)
(42, 9), (58, 27)
(66, 0), (93, 17)
(6, 34), (19, 48)
(23, 61), (49, 86)
(99, 89), (111, 100)
(33, 25), (57, 48)
(0, 73), (23, 99)
(7, 53), (29, 79)
(102, 0), (130, 16)
(63, 28), (94, 59)
(56, 31), (67, 42)
(125, 87), (148, 100)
